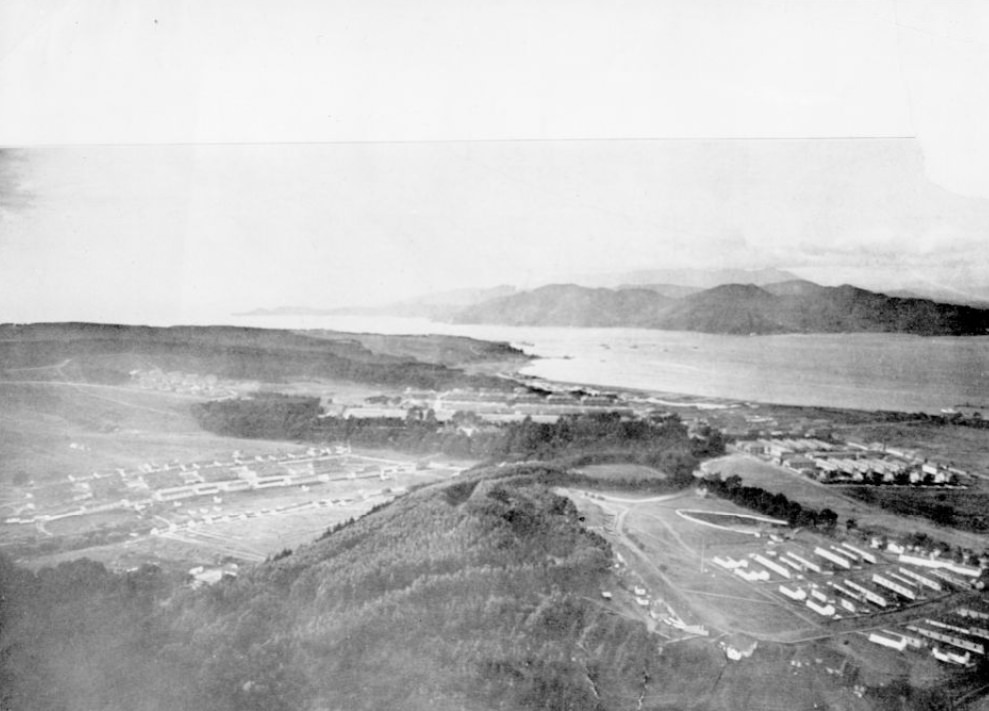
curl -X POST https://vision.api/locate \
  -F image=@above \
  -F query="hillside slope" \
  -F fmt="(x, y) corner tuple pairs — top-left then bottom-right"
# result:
(0, 323), (520, 389)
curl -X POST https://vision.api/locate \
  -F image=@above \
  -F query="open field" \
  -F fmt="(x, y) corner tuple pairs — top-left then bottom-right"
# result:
(574, 463), (668, 481)
(678, 509), (786, 530)
(703, 454), (989, 551)
(45, 510), (137, 536)
(0, 381), (293, 486)
(566, 489), (823, 640)
(258, 378), (393, 407)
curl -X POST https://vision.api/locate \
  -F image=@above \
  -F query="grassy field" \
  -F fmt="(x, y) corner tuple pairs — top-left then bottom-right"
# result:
(0, 382), (293, 486)
(704, 454), (989, 551)
(45, 510), (138, 536)
(578, 490), (822, 638)
(574, 463), (668, 481)
(628, 498), (759, 551)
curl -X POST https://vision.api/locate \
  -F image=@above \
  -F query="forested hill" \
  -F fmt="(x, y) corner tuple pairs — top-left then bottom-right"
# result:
(451, 280), (989, 335)
(0, 322), (523, 389)
(0, 464), (839, 711)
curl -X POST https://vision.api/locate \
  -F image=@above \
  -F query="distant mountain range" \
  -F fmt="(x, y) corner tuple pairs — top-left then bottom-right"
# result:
(564, 267), (802, 289)
(239, 285), (517, 321)
(451, 280), (989, 335)
(240, 272), (989, 336)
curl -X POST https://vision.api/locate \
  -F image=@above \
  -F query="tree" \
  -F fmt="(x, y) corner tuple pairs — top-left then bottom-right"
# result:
(931, 505), (954, 527)
(818, 508), (838, 530)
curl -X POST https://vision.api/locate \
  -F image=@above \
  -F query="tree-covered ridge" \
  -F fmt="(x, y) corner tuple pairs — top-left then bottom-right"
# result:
(191, 402), (712, 481)
(192, 393), (323, 439)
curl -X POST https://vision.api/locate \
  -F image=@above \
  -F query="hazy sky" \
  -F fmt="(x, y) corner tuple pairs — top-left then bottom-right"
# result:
(2, 0), (989, 323)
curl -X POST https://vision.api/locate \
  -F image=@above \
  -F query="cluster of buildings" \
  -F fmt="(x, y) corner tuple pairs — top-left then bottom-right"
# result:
(720, 414), (834, 441)
(733, 437), (968, 486)
(432, 387), (635, 421)
(710, 530), (986, 629)
(130, 368), (236, 397)
(139, 450), (411, 503)
(150, 487), (397, 538)
(328, 386), (646, 424)
(889, 547), (985, 585)
(3, 447), (413, 525)
(187, 562), (239, 589)
(712, 539), (882, 601)
(868, 603), (989, 667)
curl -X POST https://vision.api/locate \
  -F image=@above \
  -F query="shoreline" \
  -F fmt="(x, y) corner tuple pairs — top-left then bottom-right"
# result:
(504, 365), (906, 422)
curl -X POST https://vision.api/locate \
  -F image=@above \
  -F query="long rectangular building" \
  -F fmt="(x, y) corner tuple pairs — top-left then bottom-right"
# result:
(712, 555), (742, 570)
(967, 624), (989, 639)
(778, 584), (806, 600)
(931, 647), (973, 666)
(869, 631), (906, 652)
(946, 562), (983, 578)
(829, 581), (864, 602)
(837, 597), (857, 613)
(889, 572), (922, 591)
(752, 554), (791, 579)
(873, 573), (917, 600)
(829, 545), (858, 564)
(735, 567), (769, 582)
(897, 554), (984, 579)
(779, 555), (804, 573)
(957, 606), (989, 621)
(908, 625), (985, 655)
(925, 618), (970, 636)
(845, 579), (888, 607)
(815, 546), (852, 570)
(930, 569), (966, 587)
(806, 599), (836, 617)
(835, 544), (861, 562)
(898, 567), (942, 591)
(788, 552), (823, 573)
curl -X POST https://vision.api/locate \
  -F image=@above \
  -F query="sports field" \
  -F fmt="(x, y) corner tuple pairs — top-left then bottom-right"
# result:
(566, 489), (824, 640)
